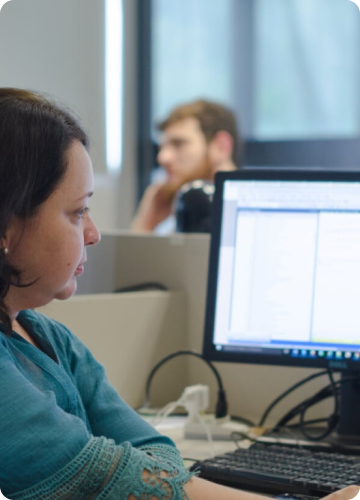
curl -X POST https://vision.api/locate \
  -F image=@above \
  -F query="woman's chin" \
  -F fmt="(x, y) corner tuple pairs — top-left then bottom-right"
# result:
(54, 279), (77, 301)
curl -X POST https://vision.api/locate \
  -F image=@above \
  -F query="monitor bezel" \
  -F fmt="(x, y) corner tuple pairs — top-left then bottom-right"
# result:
(203, 169), (360, 371)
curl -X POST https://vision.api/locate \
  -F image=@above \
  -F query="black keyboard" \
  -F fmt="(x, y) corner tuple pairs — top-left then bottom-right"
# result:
(190, 443), (360, 496)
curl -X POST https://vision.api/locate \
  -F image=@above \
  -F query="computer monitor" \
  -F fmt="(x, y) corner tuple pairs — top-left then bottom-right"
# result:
(203, 169), (360, 442)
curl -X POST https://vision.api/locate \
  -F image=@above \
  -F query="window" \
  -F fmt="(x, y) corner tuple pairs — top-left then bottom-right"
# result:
(135, 0), (360, 196)
(151, 0), (360, 141)
(152, 0), (234, 126)
(106, 0), (123, 171)
(255, 0), (360, 140)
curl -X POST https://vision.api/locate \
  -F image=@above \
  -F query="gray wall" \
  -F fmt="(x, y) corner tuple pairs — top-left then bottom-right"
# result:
(0, 0), (137, 229)
(0, 0), (106, 172)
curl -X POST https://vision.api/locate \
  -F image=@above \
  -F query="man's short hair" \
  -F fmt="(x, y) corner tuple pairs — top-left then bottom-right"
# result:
(157, 99), (242, 166)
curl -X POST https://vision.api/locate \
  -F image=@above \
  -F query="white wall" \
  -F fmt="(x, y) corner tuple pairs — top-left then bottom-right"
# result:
(0, 0), (107, 171)
(0, 0), (136, 230)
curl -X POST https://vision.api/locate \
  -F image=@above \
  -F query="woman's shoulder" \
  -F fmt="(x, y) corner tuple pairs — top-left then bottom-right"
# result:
(16, 309), (94, 370)
(21, 308), (71, 333)
(19, 308), (78, 351)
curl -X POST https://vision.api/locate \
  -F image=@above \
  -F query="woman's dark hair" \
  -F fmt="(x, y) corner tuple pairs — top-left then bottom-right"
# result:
(0, 88), (89, 334)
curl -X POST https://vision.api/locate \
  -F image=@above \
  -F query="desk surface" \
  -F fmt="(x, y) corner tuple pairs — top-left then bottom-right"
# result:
(149, 415), (248, 463)
(149, 416), (288, 498)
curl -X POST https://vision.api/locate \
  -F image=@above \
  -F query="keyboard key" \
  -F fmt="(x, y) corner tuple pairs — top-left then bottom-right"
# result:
(321, 484), (338, 492)
(293, 478), (308, 487)
(190, 443), (360, 496)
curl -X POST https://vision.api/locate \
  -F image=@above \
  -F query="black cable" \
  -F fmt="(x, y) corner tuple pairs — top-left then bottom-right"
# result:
(142, 350), (228, 418)
(279, 375), (358, 428)
(259, 369), (329, 427)
(230, 414), (255, 427)
(231, 431), (259, 447)
(114, 282), (168, 293)
(298, 369), (339, 441)
(231, 426), (304, 449)
(276, 380), (341, 429)
(275, 374), (360, 436)
(287, 417), (329, 428)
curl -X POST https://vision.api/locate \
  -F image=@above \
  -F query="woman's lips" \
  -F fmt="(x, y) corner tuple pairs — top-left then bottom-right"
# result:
(75, 264), (84, 276)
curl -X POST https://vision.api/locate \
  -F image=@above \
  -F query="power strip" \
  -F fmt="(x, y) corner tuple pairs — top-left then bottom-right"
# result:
(184, 414), (249, 441)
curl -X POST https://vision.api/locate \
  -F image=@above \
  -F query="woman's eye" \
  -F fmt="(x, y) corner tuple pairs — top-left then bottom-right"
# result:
(76, 207), (90, 219)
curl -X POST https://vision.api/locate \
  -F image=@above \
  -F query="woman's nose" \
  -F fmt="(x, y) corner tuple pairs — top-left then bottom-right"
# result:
(85, 215), (101, 246)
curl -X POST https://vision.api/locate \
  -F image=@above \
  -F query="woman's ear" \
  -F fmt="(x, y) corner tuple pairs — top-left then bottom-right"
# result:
(0, 236), (9, 259)
(2, 215), (23, 253)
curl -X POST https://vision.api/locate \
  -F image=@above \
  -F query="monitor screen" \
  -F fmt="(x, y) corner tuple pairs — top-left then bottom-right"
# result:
(203, 170), (360, 372)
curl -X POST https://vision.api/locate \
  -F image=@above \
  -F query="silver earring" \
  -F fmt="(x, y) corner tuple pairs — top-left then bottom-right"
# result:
(3, 248), (8, 255)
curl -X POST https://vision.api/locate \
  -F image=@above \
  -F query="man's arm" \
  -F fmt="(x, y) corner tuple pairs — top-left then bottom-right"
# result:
(131, 183), (176, 232)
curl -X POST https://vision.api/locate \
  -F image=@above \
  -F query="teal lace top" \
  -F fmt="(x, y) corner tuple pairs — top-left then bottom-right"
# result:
(0, 310), (196, 499)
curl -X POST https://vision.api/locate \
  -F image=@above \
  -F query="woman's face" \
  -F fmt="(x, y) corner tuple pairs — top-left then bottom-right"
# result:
(5, 140), (101, 313)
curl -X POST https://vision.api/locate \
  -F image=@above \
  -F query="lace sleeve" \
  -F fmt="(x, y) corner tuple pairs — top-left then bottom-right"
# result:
(7, 438), (198, 500)
(115, 443), (199, 500)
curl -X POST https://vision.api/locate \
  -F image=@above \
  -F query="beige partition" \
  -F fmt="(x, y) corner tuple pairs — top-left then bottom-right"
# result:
(39, 291), (187, 409)
(74, 232), (334, 426)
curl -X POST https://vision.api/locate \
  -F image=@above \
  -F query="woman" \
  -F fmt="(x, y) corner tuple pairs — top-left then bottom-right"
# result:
(0, 88), (357, 500)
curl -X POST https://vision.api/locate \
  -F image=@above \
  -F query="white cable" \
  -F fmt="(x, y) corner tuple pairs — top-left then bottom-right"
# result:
(193, 409), (215, 457)
(150, 385), (215, 457)
(152, 400), (179, 427)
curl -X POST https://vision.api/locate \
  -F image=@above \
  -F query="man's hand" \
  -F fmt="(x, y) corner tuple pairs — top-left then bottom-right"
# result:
(131, 183), (177, 232)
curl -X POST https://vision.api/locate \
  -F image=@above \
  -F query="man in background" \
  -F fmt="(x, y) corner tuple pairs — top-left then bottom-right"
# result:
(131, 99), (242, 233)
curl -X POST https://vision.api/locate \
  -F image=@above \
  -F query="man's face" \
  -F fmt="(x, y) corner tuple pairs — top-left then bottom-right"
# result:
(157, 117), (212, 190)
